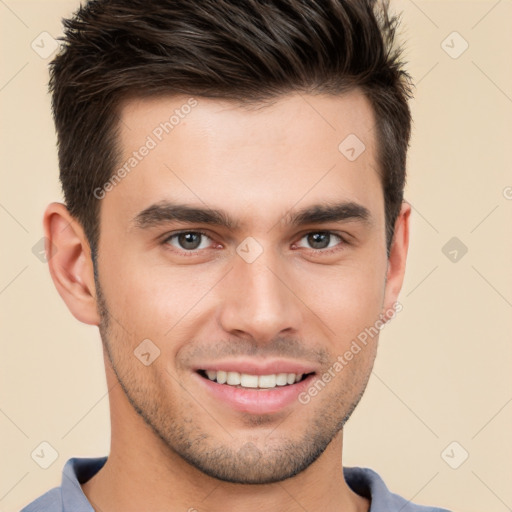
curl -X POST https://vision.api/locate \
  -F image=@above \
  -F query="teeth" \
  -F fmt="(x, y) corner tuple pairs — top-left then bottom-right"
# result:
(203, 370), (306, 388)
(258, 374), (276, 388)
(216, 370), (227, 384)
(240, 374), (259, 388)
(227, 371), (241, 385)
(276, 373), (288, 386)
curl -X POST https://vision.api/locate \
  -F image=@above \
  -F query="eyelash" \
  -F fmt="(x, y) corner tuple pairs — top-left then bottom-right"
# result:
(161, 230), (348, 256)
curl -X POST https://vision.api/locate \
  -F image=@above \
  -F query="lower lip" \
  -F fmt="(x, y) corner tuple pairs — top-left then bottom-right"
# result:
(193, 372), (316, 415)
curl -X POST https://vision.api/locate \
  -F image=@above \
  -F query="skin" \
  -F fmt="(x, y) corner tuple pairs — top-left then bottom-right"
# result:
(44, 90), (410, 512)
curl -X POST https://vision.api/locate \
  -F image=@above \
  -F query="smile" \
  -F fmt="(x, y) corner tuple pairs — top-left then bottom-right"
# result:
(194, 366), (317, 414)
(198, 370), (310, 389)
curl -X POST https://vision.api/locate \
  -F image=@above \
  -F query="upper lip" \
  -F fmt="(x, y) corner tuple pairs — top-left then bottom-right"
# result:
(195, 358), (318, 376)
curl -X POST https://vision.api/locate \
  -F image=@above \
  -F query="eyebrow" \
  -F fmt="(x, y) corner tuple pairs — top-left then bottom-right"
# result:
(131, 199), (371, 231)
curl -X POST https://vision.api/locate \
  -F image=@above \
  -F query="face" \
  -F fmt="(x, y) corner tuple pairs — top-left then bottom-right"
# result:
(93, 91), (400, 484)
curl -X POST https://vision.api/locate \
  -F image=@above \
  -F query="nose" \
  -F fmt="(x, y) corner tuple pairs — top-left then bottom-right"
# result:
(217, 245), (303, 344)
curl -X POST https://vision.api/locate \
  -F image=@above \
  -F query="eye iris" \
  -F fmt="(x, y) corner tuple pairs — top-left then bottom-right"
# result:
(178, 232), (202, 250)
(308, 232), (330, 249)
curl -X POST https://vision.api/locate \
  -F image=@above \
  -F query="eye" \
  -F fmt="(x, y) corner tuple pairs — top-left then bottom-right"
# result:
(161, 229), (346, 256)
(163, 230), (214, 252)
(295, 231), (345, 252)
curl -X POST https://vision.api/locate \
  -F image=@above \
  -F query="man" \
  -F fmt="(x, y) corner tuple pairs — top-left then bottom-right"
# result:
(21, 0), (451, 510)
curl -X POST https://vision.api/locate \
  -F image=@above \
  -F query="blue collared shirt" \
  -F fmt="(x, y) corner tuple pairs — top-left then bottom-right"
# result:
(20, 457), (452, 511)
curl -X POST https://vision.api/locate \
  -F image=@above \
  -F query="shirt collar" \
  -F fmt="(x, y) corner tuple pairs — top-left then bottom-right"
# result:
(61, 457), (107, 512)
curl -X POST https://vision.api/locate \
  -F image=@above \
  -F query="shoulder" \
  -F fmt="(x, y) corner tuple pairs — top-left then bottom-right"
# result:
(344, 466), (452, 512)
(19, 487), (62, 512)
(19, 456), (107, 512)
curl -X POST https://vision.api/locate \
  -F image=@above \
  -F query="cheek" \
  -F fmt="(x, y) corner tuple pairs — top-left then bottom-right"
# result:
(296, 257), (387, 342)
(103, 256), (220, 347)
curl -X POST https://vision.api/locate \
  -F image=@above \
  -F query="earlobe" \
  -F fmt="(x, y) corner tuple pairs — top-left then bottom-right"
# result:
(43, 202), (101, 326)
(382, 201), (411, 318)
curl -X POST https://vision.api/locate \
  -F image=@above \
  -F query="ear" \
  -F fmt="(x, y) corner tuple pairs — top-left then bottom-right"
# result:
(382, 201), (411, 319)
(43, 202), (101, 326)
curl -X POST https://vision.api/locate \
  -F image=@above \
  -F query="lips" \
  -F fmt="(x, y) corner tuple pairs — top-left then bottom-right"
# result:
(192, 360), (318, 414)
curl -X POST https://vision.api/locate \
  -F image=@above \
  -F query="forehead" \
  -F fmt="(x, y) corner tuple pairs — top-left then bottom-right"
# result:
(102, 91), (383, 233)
(118, 90), (376, 154)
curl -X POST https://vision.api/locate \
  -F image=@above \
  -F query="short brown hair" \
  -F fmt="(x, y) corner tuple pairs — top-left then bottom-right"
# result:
(49, 0), (413, 259)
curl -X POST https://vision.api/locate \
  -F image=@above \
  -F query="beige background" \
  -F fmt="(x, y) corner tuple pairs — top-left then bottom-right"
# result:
(1, 1), (511, 511)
